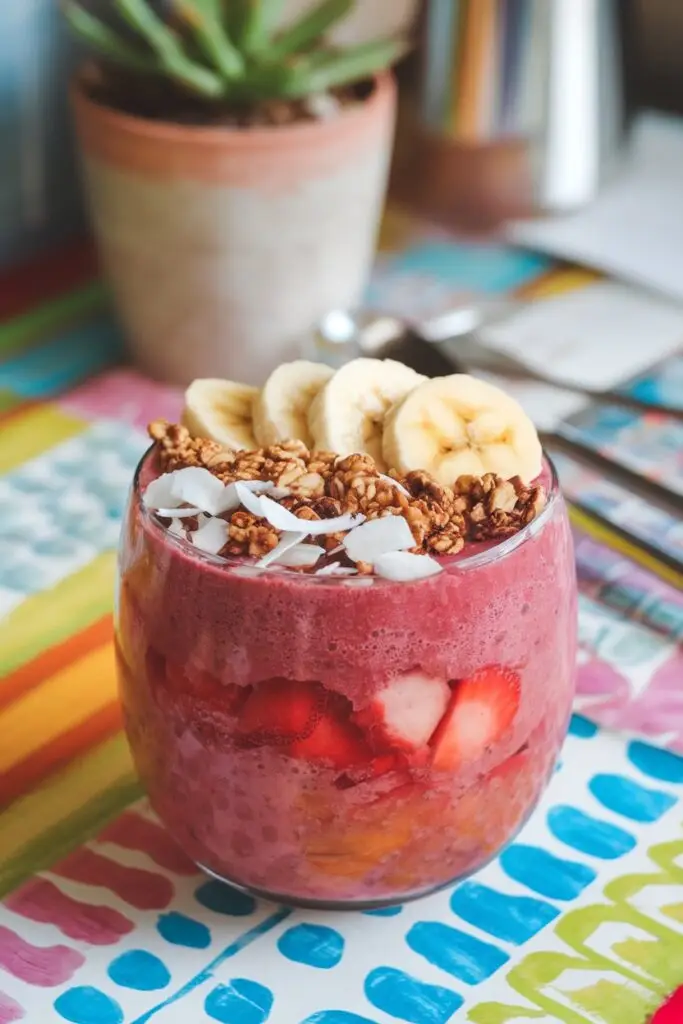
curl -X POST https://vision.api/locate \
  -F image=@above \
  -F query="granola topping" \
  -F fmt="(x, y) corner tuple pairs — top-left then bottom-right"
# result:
(146, 420), (548, 573)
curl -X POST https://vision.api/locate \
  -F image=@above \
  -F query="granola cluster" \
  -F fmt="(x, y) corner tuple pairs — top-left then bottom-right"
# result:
(148, 420), (547, 561)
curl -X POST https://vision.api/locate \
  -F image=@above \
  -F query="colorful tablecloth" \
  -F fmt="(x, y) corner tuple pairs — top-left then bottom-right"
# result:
(1, 218), (682, 1023)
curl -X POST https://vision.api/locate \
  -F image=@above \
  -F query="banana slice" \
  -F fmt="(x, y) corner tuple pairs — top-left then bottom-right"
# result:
(252, 360), (333, 447)
(182, 378), (258, 450)
(308, 358), (425, 469)
(383, 374), (543, 485)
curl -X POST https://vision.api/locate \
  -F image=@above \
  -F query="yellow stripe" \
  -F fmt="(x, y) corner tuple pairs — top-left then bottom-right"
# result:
(0, 551), (116, 676)
(0, 405), (85, 474)
(522, 267), (602, 300)
(378, 205), (421, 253)
(569, 506), (683, 590)
(0, 644), (117, 774)
(0, 732), (137, 892)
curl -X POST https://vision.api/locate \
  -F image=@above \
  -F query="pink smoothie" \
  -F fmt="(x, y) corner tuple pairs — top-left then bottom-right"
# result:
(116, 451), (577, 907)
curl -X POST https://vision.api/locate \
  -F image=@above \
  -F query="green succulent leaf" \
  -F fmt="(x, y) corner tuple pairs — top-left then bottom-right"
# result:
(282, 38), (405, 98)
(64, 0), (404, 107)
(62, 1), (154, 73)
(172, 0), (244, 78)
(114, 0), (225, 95)
(268, 0), (353, 59)
(240, 0), (286, 54)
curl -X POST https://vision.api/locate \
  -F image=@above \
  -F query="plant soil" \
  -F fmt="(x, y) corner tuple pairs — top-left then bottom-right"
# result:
(81, 61), (373, 128)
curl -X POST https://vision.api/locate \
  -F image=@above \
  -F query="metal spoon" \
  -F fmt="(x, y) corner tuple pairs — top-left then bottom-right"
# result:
(313, 304), (683, 420)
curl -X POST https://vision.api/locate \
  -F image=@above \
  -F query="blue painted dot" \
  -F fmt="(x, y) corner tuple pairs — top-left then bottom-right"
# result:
(205, 979), (273, 1023)
(301, 1014), (378, 1024)
(195, 880), (256, 916)
(627, 741), (683, 784)
(500, 845), (596, 901)
(590, 774), (677, 822)
(547, 805), (636, 860)
(157, 911), (211, 948)
(450, 882), (558, 944)
(277, 924), (344, 969)
(363, 905), (403, 917)
(107, 950), (171, 991)
(34, 536), (82, 558)
(568, 715), (599, 738)
(54, 986), (124, 1024)
(365, 966), (462, 1024)
(407, 921), (508, 984)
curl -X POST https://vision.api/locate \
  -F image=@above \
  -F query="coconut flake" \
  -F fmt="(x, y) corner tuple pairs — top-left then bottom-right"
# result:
(171, 467), (227, 515)
(275, 543), (325, 568)
(315, 564), (358, 577)
(343, 515), (414, 564)
(378, 473), (411, 498)
(155, 506), (202, 518)
(168, 518), (185, 537)
(374, 551), (443, 581)
(234, 481), (268, 518)
(233, 483), (366, 538)
(231, 565), (264, 577)
(304, 511), (366, 537)
(257, 494), (304, 531)
(242, 480), (274, 493)
(143, 473), (181, 509)
(191, 516), (228, 555)
(215, 479), (273, 515)
(251, 492), (365, 538)
(256, 531), (307, 568)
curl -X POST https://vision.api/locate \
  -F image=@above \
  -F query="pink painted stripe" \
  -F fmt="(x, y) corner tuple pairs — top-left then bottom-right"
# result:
(58, 368), (182, 430)
(5, 880), (134, 947)
(98, 812), (198, 876)
(0, 926), (84, 987)
(0, 992), (24, 1023)
(52, 849), (174, 910)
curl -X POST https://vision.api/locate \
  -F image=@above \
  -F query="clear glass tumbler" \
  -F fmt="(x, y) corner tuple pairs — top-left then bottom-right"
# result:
(116, 449), (576, 909)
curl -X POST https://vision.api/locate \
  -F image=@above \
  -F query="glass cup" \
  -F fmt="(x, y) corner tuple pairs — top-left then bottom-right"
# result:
(116, 449), (577, 909)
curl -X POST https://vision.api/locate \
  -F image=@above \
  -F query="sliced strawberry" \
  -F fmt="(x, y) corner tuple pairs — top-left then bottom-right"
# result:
(193, 671), (248, 716)
(354, 672), (451, 754)
(288, 713), (371, 769)
(430, 666), (521, 770)
(163, 658), (247, 716)
(235, 679), (325, 746)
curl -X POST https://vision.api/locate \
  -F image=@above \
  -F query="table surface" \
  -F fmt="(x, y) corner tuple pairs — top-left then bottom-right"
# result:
(1, 214), (682, 1024)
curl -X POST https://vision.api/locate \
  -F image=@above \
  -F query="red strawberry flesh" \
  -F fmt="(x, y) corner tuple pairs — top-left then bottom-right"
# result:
(236, 679), (325, 746)
(431, 665), (521, 770)
(288, 713), (371, 768)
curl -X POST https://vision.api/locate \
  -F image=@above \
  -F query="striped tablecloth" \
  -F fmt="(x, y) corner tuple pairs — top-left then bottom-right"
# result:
(1, 224), (682, 1024)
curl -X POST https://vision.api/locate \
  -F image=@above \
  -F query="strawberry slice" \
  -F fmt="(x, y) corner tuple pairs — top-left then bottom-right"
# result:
(162, 657), (247, 716)
(431, 666), (521, 770)
(354, 673), (451, 754)
(288, 713), (371, 769)
(235, 679), (325, 746)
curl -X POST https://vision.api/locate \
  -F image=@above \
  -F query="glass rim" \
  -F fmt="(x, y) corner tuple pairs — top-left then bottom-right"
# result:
(132, 444), (561, 579)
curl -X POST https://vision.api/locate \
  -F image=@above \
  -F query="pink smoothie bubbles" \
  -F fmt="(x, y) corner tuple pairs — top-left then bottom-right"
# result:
(116, 453), (577, 908)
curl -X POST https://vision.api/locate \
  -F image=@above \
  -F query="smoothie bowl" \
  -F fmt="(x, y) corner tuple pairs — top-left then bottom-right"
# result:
(116, 360), (577, 909)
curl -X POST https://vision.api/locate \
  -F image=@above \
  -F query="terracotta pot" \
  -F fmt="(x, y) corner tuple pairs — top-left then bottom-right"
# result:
(72, 73), (396, 385)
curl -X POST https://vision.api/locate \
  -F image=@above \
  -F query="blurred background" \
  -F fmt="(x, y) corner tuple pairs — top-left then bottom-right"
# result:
(3, 0), (683, 268)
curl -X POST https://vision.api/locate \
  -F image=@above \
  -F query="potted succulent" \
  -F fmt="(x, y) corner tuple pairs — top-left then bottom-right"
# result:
(64, 0), (404, 385)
